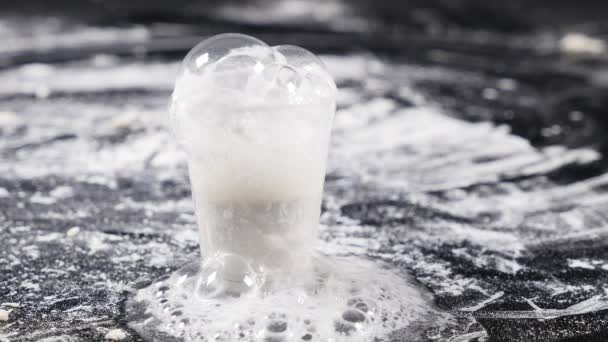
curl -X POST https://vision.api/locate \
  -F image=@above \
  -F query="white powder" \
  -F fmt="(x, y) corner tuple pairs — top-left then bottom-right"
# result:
(66, 226), (80, 237)
(49, 186), (74, 199)
(104, 329), (127, 341)
(29, 193), (57, 205)
(568, 259), (597, 270)
(0, 309), (9, 321)
(560, 33), (606, 56)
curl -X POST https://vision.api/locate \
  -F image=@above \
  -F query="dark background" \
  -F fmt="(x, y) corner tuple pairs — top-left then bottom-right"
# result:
(1, 1), (608, 341)
(3, 0), (608, 164)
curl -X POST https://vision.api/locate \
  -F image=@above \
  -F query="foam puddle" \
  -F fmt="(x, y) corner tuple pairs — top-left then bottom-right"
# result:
(127, 254), (437, 342)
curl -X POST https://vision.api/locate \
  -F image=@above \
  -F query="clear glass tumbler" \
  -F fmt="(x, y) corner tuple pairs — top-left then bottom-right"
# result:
(170, 34), (336, 293)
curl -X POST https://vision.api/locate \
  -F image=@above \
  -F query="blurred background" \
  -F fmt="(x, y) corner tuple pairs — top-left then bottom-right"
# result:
(2, 2), (608, 341)
(2, 0), (608, 168)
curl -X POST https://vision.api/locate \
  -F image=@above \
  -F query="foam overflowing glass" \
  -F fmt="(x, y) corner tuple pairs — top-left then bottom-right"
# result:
(128, 34), (432, 342)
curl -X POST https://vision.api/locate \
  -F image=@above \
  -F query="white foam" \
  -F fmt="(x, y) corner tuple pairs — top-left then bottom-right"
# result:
(104, 329), (127, 341)
(130, 257), (433, 342)
(172, 45), (335, 110)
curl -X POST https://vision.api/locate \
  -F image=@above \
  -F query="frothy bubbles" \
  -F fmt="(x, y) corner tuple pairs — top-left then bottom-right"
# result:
(128, 256), (433, 342)
(170, 33), (337, 151)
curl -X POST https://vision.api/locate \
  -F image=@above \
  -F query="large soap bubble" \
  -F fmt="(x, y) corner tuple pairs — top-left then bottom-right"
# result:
(171, 33), (337, 150)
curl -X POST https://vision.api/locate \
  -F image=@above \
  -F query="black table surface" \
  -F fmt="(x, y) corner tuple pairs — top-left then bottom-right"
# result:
(1, 1), (608, 341)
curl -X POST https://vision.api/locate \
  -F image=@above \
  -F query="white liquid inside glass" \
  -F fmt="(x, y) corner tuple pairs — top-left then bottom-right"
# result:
(184, 101), (333, 275)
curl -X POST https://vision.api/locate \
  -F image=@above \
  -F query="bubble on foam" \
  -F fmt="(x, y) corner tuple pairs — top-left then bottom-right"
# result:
(170, 34), (337, 142)
(169, 34), (336, 203)
(128, 256), (432, 342)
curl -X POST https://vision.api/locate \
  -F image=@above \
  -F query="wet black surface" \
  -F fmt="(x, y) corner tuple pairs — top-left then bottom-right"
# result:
(1, 1), (608, 341)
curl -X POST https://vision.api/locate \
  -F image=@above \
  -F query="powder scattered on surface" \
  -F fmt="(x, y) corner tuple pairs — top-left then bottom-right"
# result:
(0, 309), (9, 321)
(66, 226), (81, 237)
(49, 186), (74, 199)
(560, 33), (606, 56)
(568, 259), (596, 270)
(0, 303), (20, 308)
(29, 193), (57, 205)
(104, 328), (127, 340)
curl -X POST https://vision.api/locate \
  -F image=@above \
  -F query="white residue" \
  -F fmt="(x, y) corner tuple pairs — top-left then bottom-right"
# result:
(567, 258), (608, 270)
(64, 304), (92, 313)
(472, 294), (608, 319)
(0, 309), (9, 321)
(11, 226), (30, 232)
(494, 257), (526, 274)
(104, 111), (141, 131)
(66, 226), (81, 237)
(0, 61), (177, 97)
(104, 328), (127, 341)
(49, 185), (74, 199)
(560, 33), (606, 56)
(21, 281), (40, 292)
(29, 193), (57, 205)
(568, 259), (596, 270)
(82, 231), (123, 255)
(36, 233), (63, 242)
(0, 110), (19, 125)
(460, 291), (505, 312)
(22, 245), (40, 259)
(213, 0), (363, 32)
